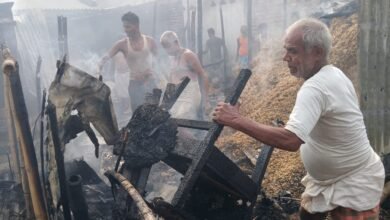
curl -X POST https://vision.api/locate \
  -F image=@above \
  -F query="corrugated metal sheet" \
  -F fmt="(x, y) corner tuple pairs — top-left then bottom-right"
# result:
(358, 0), (390, 154)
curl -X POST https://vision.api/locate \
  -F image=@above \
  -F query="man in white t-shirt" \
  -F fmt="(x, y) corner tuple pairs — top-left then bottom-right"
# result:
(212, 18), (384, 219)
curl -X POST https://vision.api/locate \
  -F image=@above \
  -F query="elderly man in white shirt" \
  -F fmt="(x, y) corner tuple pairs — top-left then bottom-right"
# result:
(212, 18), (384, 219)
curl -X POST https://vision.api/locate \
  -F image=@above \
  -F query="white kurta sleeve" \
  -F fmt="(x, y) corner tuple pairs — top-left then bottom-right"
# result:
(285, 85), (327, 143)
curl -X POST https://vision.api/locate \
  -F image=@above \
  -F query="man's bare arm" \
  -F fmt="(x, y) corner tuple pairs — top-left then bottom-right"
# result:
(99, 39), (125, 70)
(185, 51), (209, 98)
(147, 37), (158, 57)
(213, 102), (303, 152)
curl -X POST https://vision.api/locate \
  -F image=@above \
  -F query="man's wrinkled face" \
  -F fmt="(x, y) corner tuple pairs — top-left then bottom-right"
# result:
(283, 28), (317, 79)
(123, 21), (139, 37)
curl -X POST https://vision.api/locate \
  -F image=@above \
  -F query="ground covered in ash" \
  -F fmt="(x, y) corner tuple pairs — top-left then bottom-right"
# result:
(216, 14), (359, 219)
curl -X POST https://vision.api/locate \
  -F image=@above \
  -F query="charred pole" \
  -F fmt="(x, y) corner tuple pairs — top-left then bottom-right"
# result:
(46, 102), (71, 220)
(35, 56), (42, 109)
(190, 10), (196, 51)
(2, 57), (48, 220)
(152, 1), (158, 39)
(172, 69), (252, 207)
(197, 0), (203, 65)
(247, 0), (253, 65)
(219, 6), (227, 78)
(57, 16), (69, 60)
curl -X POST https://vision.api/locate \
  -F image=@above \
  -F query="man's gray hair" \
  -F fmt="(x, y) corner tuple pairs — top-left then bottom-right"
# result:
(286, 18), (332, 59)
(160, 31), (180, 45)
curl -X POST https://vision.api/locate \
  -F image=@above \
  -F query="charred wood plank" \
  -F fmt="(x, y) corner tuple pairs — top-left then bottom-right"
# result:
(68, 175), (89, 220)
(172, 118), (213, 130)
(251, 145), (273, 187)
(165, 138), (257, 200)
(160, 77), (190, 110)
(46, 102), (71, 220)
(171, 69), (252, 207)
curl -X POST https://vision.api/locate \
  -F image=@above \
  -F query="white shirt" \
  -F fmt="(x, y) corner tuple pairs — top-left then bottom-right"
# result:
(285, 65), (384, 212)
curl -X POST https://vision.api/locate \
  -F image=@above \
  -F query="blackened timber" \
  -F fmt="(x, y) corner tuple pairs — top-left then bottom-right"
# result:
(165, 138), (257, 200)
(172, 69), (252, 207)
(197, 0), (203, 65)
(247, 0), (252, 64)
(247, 145), (274, 219)
(251, 145), (273, 187)
(172, 118), (212, 130)
(35, 56), (42, 108)
(39, 89), (48, 213)
(160, 77), (190, 110)
(46, 102), (71, 220)
(219, 7), (227, 77)
(68, 175), (89, 220)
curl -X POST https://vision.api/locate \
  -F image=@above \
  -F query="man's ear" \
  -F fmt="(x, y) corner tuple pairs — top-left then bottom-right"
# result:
(313, 46), (325, 59)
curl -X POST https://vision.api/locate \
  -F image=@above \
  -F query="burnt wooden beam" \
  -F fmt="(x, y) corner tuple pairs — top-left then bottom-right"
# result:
(46, 102), (71, 220)
(35, 56), (42, 109)
(247, 0), (252, 64)
(172, 118), (213, 130)
(165, 137), (257, 200)
(172, 69), (252, 207)
(219, 6), (227, 77)
(160, 77), (190, 110)
(251, 145), (273, 187)
(197, 0), (203, 65)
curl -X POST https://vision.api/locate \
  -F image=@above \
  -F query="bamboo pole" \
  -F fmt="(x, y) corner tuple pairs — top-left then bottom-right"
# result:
(3, 49), (33, 219)
(105, 170), (156, 220)
(2, 58), (20, 183)
(2, 57), (48, 220)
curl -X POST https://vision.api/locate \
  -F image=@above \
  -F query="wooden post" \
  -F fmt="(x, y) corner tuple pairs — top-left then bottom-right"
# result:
(186, 0), (190, 47)
(190, 10), (196, 51)
(152, 1), (158, 39)
(219, 6), (227, 80)
(46, 102), (72, 220)
(35, 56), (42, 110)
(197, 0), (203, 65)
(247, 0), (252, 65)
(2, 59), (20, 183)
(3, 56), (33, 217)
(2, 58), (48, 220)
(283, 0), (287, 29)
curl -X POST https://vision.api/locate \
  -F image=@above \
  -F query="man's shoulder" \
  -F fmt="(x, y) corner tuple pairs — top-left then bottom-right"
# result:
(143, 35), (156, 42)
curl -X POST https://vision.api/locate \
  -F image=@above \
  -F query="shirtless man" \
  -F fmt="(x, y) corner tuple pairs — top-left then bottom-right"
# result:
(160, 31), (209, 120)
(99, 11), (158, 112)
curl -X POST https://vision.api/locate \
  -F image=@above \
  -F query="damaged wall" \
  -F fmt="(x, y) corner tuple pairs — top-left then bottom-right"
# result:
(358, 0), (390, 154)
